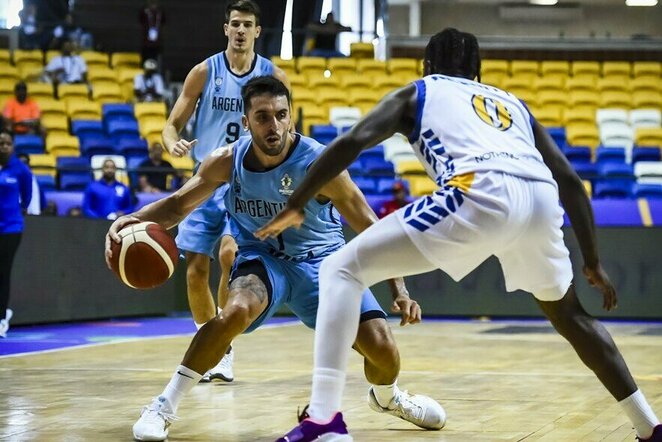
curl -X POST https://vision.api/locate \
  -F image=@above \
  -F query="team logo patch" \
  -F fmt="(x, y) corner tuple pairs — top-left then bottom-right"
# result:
(214, 76), (223, 94)
(233, 175), (241, 194)
(471, 94), (512, 131)
(279, 173), (293, 196)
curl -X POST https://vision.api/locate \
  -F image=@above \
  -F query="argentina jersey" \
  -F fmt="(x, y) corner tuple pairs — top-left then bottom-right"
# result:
(225, 134), (345, 260)
(192, 52), (274, 163)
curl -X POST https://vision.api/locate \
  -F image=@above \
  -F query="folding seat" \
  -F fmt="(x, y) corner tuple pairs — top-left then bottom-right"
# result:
(630, 109), (661, 129)
(327, 57), (357, 77)
(67, 100), (102, 120)
(563, 146), (592, 163)
(117, 68), (144, 101)
(291, 88), (317, 112)
(18, 64), (43, 82)
(599, 125), (633, 152)
(167, 155), (195, 178)
(29, 153), (56, 176)
(299, 106), (328, 135)
(117, 137), (149, 160)
(0, 65), (20, 84)
(502, 76), (535, 98)
(632, 62), (661, 79)
(349, 42), (374, 59)
(566, 123), (600, 149)
(534, 76), (565, 93)
(566, 76), (596, 94)
(56, 156), (91, 190)
(510, 60), (539, 77)
(597, 77), (629, 93)
(635, 128), (662, 147)
(632, 91), (661, 109)
(347, 161), (363, 176)
(307, 75), (340, 95)
(297, 57), (326, 77)
(58, 83), (89, 101)
(36, 174), (56, 192)
(596, 109), (629, 127)
(310, 125), (336, 145)
(481, 59), (509, 78)
(44, 50), (59, 65)
(602, 61), (631, 78)
(80, 135), (115, 157)
(317, 89), (349, 110)
(360, 145), (385, 161)
(538, 90), (568, 108)
(571, 61), (600, 78)
(564, 108), (595, 126)
(134, 102), (167, 120)
(362, 157), (394, 177)
(387, 58), (418, 76)
(107, 119), (140, 139)
(13, 49), (43, 67)
(356, 59), (386, 77)
(340, 74), (372, 90)
(599, 91), (631, 109)
(349, 89), (379, 115)
(46, 134), (80, 157)
(480, 72), (503, 89)
(271, 56), (295, 72)
(630, 77), (660, 95)
(91, 82), (123, 104)
(26, 82), (54, 100)
(111, 52), (141, 70)
(534, 107), (563, 127)
(14, 134), (45, 155)
(0, 49), (10, 64)
(634, 161), (662, 185)
(631, 146), (661, 164)
(41, 114), (69, 137)
(88, 66), (117, 84)
(592, 180), (633, 199)
(547, 127), (567, 147)
(71, 120), (104, 138)
(396, 160), (425, 175)
(102, 103), (135, 122)
(596, 146), (627, 164)
(569, 90), (600, 111)
(633, 183), (662, 199)
(80, 51), (110, 69)
(540, 60), (570, 78)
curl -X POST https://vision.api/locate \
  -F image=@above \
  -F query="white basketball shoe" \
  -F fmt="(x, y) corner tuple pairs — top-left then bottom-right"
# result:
(132, 396), (178, 441)
(368, 387), (446, 430)
(0, 309), (13, 338)
(200, 348), (234, 383)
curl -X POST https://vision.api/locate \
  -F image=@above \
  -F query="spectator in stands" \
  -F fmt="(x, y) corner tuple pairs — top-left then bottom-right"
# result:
(139, 0), (166, 63)
(66, 206), (82, 217)
(18, 3), (40, 50)
(134, 59), (165, 102)
(305, 12), (351, 58)
(49, 13), (93, 51)
(378, 181), (411, 218)
(45, 40), (88, 86)
(17, 153), (46, 215)
(137, 142), (178, 192)
(82, 158), (133, 220)
(0, 131), (32, 338)
(3, 82), (43, 136)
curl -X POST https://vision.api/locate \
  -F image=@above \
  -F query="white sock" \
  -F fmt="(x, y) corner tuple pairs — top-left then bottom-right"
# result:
(309, 368), (347, 421)
(161, 365), (203, 412)
(619, 389), (660, 439)
(372, 381), (398, 408)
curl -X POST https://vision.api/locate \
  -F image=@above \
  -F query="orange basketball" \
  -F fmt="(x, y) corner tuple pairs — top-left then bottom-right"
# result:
(109, 222), (178, 289)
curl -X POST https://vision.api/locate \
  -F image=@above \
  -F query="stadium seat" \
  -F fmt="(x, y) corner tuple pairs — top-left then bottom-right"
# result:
(571, 161), (598, 180)
(80, 135), (115, 157)
(26, 82), (54, 100)
(29, 153), (56, 176)
(44, 50), (59, 64)
(635, 128), (662, 147)
(38, 99), (67, 118)
(57, 83), (89, 101)
(593, 179), (633, 199)
(538, 90), (567, 108)
(356, 59), (386, 76)
(563, 146), (592, 163)
(14, 134), (45, 155)
(56, 156), (91, 190)
(117, 137), (149, 159)
(88, 66), (118, 83)
(347, 161), (363, 176)
(45, 190), (84, 215)
(599, 124), (633, 150)
(291, 87), (317, 109)
(80, 51), (110, 69)
(600, 91), (631, 109)
(547, 127), (567, 147)
(596, 147), (627, 164)
(349, 42), (374, 59)
(298, 106), (328, 135)
(502, 76), (534, 97)
(13, 49), (43, 66)
(540, 60), (570, 78)
(596, 109), (629, 127)
(633, 61), (661, 79)
(360, 145), (385, 161)
(308, 75), (340, 95)
(36, 174), (56, 192)
(138, 116), (166, 139)
(310, 124), (336, 145)
(565, 76), (596, 94)
(349, 89), (379, 114)
(297, 57), (326, 77)
(535, 76), (565, 93)
(67, 100), (102, 120)
(286, 73), (307, 89)
(480, 72), (503, 89)
(46, 134), (80, 157)
(632, 146), (662, 164)
(396, 160), (425, 175)
(92, 82), (123, 104)
(362, 158), (395, 176)
(481, 60), (509, 78)
(41, 114), (69, 136)
(18, 64), (42, 81)
(633, 183), (662, 199)
(0, 49), (10, 63)
(167, 155), (195, 178)
(630, 77), (660, 96)
(566, 123), (600, 149)
(352, 176), (378, 195)
(107, 119), (140, 139)
(134, 102), (167, 120)
(591, 199), (641, 225)
(634, 161), (662, 185)
(535, 107), (563, 127)
(0, 65), (20, 84)
(597, 77), (629, 93)
(632, 91), (662, 109)
(383, 134), (414, 162)
(111, 52), (141, 69)
(602, 61), (631, 78)
(564, 108), (595, 125)
(630, 109), (661, 129)
(388, 58), (418, 76)
(71, 120), (104, 138)
(317, 89), (348, 109)
(102, 103), (135, 121)
(510, 60), (539, 77)
(327, 57), (356, 76)
(571, 61), (600, 77)
(597, 162), (632, 179)
(117, 67), (144, 100)
(374, 75), (405, 96)
(329, 107), (361, 129)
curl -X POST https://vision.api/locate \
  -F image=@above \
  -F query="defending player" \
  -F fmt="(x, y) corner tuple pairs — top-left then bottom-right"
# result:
(163, 0), (288, 382)
(259, 29), (662, 442)
(106, 76), (445, 442)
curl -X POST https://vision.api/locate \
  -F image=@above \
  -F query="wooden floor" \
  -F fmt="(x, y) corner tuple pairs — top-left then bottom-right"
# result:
(1, 320), (661, 441)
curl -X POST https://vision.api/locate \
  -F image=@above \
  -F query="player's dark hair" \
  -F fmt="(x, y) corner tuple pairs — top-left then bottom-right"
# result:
(424, 28), (481, 82)
(242, 76), (290, 113)
(225, 0), (261, 26)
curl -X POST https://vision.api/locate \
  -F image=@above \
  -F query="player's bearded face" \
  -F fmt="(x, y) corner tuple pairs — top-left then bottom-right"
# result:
(246, 95), (291, 157)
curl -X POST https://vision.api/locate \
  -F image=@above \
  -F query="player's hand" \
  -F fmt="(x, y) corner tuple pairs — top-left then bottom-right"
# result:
(169, 138), (197, 158)
(583, 263), (618, 311)
(391, 295), (422, 327)
(254, 206), (305, 240)
(104, 215), (141, 269)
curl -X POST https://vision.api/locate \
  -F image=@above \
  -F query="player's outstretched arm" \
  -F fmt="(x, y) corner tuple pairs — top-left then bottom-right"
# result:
(255, 84), (418, 239)
(162, 61), (206, 157)
(531, 118), (617, 310)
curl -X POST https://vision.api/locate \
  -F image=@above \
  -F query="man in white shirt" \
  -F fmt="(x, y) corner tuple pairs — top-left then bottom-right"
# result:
(45, 40), (88, 85)
(134, 59), (165, 102)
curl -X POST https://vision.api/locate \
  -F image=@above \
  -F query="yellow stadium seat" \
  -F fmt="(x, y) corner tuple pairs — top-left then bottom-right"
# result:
(46, 134), (80, 154)
(535, 76), (565, 92)
(632, 91), (662, 109)
(38, 99), (67, 118)
(566, 123), (600, 149)
(597, 77), (629, 93)
(481, 59), (509, 77)
(480, 72), (504, 89)
(0, 49), (10, 64)
(111, 52), (141, 69)
(0, 65), (20, 83)
(340, 75), (372, 90)
(26, 82), (54, 100)
(168, 155), (195, 177)
(396, 160), (425, 175)
(88, 66), (118, 83)
(630, 77), (660, 95)
(91, 82), (123, 104)
(356, 59), (386, 76)
(286, 73), (307, 89)
(29, 153), (57, 176)
(602, 61), (631, 78)
(388, 58), (418, 76)
(0, 81), (13, 95)
(317, 89), (349, 109)
(58, 83), (89, 100)
(349, 89), (379, 107)
(349, 42), (374, 59)
(117, 67), (143, 85)
(600, 91), (631, 109)
(406, 175), (437, 197)
(566, 76), (597, 93)
(532, 107), (563, 127)
(44, 50), (60, 64)
(271, 56), (295, 72)
(571, 61), (600, 77)
(635, 128), (662, 146)
(291, 88), (317, 109)
(15, 61), (43, 80)
(541, 60), (570, 77)
(299, 106), (328, 135)
(80, 51), (110, 69)
(297, 57), (326, 76)
(134, 102), (167, 119)
(327, 58), (357, 76)
(307, 75), (340, 94)
(374, 75), (405, 96)
(633, 62), (661, 79)
(569, 91), (600, 110)
(539, 90), (568, 106)
(13, 49), (43, 66)
(564, 108), (596, 125)
(510, 60), (539, 77)
(139, 116), (166, 138)
(41, 114), (69, 135)
(67, 100), (101, 120)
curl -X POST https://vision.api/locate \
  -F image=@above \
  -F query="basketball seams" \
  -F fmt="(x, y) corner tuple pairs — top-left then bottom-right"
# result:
(134, 231), (175, 277)
(118, 233), (137, 289)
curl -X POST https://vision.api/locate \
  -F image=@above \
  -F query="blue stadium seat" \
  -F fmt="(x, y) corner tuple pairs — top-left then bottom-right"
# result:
(648, 199), (662, 225)
(547, 127), (566, 148)
(45, 190), (84, 216)
(595, 147), (626, 164)
(593, 179), (633, 199)
(633, 183), (662, 199)
(597, 162), (633, 178)
(347, 161), (363, 176)
(14, 134), (45, 155)
(117, 137), (149, 159)
(36, 174), (56, 192)
(135, 191), (171, 211)
(80, 136), (115, 157)
(352, 176), (378, 195)
(591, 199), (642, 226)
(107, 120), (140, 139)
(56, 156), (92, 191)
(563, 146), (591, 163)
(71, 120), (104, 138)
(59, 172), (92, 191)
(102, 103), (134, 121)
(310, 125), (337, 145)
(359, 145), (386, 161)
(571, 161), (597, 180)
(362, 158), (395, 176)
(632, 146), (662, 164)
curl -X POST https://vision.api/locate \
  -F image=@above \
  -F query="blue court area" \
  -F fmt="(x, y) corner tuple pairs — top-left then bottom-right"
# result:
(0, 316), (297, 357)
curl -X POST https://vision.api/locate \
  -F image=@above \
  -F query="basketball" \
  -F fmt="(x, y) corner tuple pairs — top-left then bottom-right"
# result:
(109, 222), (178, 289)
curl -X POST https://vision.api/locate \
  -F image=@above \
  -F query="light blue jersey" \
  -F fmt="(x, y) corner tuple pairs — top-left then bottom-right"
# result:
(225, 134), (345, 261)
(192, 51), (274, 163)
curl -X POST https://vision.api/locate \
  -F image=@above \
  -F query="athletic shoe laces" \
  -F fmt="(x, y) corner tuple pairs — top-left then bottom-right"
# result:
(393, 391), (425, 421)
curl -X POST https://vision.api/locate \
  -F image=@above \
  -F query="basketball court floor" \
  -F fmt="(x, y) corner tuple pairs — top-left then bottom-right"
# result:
(2, 317), (661, 441)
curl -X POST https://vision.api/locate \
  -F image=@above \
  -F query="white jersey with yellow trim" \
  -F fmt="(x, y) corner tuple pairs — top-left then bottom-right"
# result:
(407, 74), (556, 190)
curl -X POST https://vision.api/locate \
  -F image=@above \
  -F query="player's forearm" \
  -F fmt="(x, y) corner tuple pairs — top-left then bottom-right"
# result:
(131, 195), (187, 230)
(162, 123), (182, 154)
(388, 278), (409, 300)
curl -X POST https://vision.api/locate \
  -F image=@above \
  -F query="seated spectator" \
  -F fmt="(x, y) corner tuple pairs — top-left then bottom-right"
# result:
(134, 59), (165, 102)
(3, 82), (43, 136)
(66, 206), (82, 217)
(138, 142), (178, 192)
(378, 181), (412, 218)
(42, 201), (58, 216)
(18, 3), (40, 50)
(45, 40), (88, 85)
(305, 13), (352, 58)
(50, 13), (93, 51)
(82, 158), (133, 219)
(17, 153), (46, 215)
